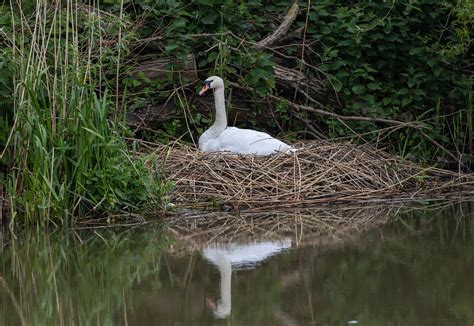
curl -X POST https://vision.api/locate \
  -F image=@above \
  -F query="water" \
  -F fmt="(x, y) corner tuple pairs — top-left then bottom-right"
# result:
(0, 202), (473, 325)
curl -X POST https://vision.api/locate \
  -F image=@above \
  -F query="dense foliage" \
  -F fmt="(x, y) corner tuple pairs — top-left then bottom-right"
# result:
(117, 0), (472, 167)
(0, 0), (472, 225)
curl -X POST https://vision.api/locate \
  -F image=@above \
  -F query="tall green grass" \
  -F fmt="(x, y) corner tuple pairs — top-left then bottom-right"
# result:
(6, 1), (167, 226)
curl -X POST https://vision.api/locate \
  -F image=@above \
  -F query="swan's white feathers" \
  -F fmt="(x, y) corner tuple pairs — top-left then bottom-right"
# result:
(198, 75), (293, 155)
(201, 127), (292, 155)
(203, 239), (292, 269)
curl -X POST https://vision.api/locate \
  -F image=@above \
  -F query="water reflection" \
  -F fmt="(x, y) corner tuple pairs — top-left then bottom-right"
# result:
(161, 205), (399, 322)
(0, 201), (472, 325)
(166, 205), (395, 252)
(203, 240), (291, 318)
(161, 205), (397, 322)
(0, 227), (166, 325)
(158, 202), (474, 324)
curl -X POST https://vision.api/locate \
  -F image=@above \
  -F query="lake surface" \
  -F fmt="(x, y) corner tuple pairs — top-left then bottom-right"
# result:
(0, 201), (473, 325)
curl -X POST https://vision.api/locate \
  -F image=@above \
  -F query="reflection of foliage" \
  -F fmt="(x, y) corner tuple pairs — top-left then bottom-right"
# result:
(0, 228), (167, 325)
(309, 202), (474, 325)
(2, 203), (472, 324)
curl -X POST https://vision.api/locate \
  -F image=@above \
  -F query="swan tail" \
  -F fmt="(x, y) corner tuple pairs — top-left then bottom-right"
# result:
(284, 146), (298, 154)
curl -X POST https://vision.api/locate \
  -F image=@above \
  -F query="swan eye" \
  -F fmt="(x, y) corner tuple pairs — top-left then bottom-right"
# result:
(204, 80), (213, 87)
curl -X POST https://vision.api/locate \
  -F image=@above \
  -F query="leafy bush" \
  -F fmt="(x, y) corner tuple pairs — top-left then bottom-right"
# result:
(2, 0), (472, 227)
(118, 0), (472, 167)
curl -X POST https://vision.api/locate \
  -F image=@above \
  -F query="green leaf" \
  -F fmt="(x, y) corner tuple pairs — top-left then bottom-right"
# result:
(367, 83), (381, 90)
(352, 84), (365, 95)
(398, 88), (410, 95)
(401, 97), (412, 107)
(362, 94), (375, 104)
(413, 89), (426, 96)
(331, 79), (343, 92)
(201, 14), (217, 24)
(382, 97), (392, 105)
(0, 13), (11, 25)
(164, 44), (179, 53)
(171, 18), (187, 29)
(251, 68), (267, 83)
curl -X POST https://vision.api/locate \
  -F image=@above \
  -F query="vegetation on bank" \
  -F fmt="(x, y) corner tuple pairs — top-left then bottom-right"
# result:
(0, 1), (472, 226)
(0, 2), (168, 226)
(111, 0), (472, 166)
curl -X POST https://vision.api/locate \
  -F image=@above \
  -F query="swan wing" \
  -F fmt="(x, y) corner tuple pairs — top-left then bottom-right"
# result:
(203, 240), (292, 268)
(215, 127), (291, 155)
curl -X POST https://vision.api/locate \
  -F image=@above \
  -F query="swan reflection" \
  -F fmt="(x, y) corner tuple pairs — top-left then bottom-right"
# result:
(202, 239), (292, 319)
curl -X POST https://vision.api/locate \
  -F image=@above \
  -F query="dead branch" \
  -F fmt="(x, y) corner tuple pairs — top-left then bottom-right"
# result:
(135, 32), (234, 44)
(229, 81), (426, 130)
(292, 112), (327, 139)
(255, 2), (300, 50)
(274, 64), (325, 103)
(132, 53), (197, 81)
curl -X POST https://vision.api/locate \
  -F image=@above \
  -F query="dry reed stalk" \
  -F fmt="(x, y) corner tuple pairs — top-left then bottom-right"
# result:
(152, 141), (474, 210)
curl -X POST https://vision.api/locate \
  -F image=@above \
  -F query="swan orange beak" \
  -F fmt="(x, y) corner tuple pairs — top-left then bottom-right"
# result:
(199, 84), (210, 96)
(206, 297), (216, 310)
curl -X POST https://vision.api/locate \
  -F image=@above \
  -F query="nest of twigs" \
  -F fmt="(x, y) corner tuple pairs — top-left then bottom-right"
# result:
(154, 140), (473, 210)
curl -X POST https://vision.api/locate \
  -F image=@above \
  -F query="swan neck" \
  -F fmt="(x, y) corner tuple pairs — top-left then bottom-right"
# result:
(216, 255), (231, 318)
(213, 87), (227, 130)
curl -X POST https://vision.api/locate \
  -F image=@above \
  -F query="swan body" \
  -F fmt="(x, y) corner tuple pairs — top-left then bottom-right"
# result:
(203, 240), (292, 269)
(199, 126), (292, 155)
(198, 76), (293, 155)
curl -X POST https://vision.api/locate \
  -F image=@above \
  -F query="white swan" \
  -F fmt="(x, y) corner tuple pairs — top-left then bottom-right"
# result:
(202, 239), (292, 319)
(198, 76), (294, 155)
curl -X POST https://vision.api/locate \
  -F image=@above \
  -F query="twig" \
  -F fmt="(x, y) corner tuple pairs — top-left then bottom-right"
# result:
(419, 129), (466, 169)
(293, 0), (311, 102)
(292, 112), (327, 139)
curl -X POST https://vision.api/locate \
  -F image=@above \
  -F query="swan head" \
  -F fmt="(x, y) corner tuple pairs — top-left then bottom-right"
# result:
(206, 297), (231, 319)
(199, 76), (224, 96)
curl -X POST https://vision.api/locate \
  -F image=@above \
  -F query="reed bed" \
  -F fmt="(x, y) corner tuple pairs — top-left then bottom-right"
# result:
(4, 2), (166, 226)
(155, 141), (474, 210)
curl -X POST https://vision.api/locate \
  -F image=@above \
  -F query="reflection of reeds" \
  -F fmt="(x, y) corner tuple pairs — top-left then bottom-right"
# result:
(155, 141), (474, 210)
(165, 205), (398, 253)
(0, 228), (165, 325)
(165, 201), (474, 254)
